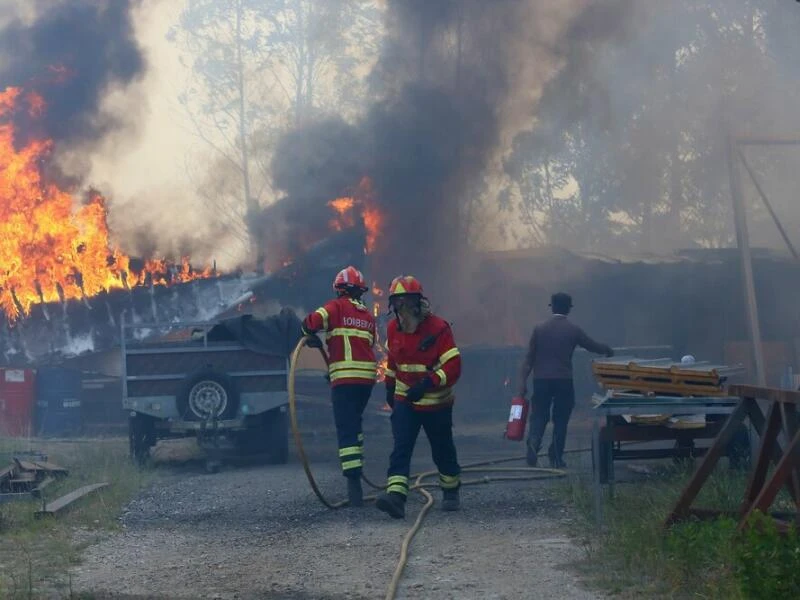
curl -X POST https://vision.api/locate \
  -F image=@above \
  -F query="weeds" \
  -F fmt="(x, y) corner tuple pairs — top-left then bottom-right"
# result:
(559, 465), (799, 599)
(0, 437), (151, 599)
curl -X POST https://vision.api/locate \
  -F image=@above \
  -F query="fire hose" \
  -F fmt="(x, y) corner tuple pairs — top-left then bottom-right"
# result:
(287, 336), (570, 600)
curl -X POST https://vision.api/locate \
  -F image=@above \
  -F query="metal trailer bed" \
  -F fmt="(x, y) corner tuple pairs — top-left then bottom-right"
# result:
(121, 315), (290, 471)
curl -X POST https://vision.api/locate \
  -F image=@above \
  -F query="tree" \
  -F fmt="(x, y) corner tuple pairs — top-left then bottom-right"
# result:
(504, 0), (800, 255)
(168, 0), (381, 271)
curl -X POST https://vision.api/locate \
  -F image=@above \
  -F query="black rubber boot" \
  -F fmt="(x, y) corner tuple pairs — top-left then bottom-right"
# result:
(347, 476), (363, 507)
(441, 487), (460, 511)
(375, 491), (406, 519)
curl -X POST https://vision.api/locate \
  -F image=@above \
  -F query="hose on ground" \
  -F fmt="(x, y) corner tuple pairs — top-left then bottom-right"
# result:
(288, 336), (568, 600)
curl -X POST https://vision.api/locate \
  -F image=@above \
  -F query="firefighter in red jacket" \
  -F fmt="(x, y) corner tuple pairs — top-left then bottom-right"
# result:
(375, 275), (462, 519)
(302, 266), (377, 506)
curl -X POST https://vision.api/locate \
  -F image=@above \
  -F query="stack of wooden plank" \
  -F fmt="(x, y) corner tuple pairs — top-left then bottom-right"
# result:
(0, 457), (69, 502)
(592, 357), (743, 397)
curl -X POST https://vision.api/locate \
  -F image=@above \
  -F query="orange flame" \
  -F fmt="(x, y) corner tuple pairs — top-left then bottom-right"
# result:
(326, 177), (384, 255)
(0, 86), (216, 320)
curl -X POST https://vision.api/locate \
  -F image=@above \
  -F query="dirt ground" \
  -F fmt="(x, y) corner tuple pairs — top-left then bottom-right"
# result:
(71, 409), (604, 600)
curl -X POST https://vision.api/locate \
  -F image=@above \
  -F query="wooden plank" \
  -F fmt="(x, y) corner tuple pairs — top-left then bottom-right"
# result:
(30, 461), (68, 476)
(665, 398), (751, 526)
(31, 477), (56, 499)
(741, 402), (783, 513)
(781, 406), (800, 508)
(35, 483), (109, 518)
(728, 384), (800, 405)
(740, 429), (800, 528)
(599, 380), (727, 397)
(14, 459), (41, 472)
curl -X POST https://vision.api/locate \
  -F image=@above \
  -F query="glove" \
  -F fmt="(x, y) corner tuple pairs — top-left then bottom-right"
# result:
(405, 377), (433, 404)
(305, 334), (323, 349)
(385, 385), (395, 408)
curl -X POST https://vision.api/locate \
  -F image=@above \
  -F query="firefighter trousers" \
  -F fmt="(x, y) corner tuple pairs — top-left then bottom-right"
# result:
(331, 384), (373, 478)
(385, 402), (460, 497)
(527, 378), (575, 465)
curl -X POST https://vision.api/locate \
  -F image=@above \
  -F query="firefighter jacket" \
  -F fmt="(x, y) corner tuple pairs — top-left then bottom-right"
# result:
(384, 315), (461, 411)
(302, 297), (377, 387)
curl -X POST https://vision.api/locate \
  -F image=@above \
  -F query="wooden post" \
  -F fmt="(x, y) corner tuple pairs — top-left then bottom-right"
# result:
(664, 398), (751, 525)
(728, 136), (766, 386)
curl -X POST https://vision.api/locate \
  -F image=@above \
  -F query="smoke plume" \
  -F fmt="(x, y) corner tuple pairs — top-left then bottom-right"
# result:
(266, 0), (635, 300)
(0, 0), (145, 148)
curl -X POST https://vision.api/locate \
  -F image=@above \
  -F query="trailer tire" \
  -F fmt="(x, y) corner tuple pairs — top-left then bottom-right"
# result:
(178, 368), (239, 421)
(129, 414), (156, 466)
(236, 408), (289, 464)
(264, 407), (289, 464)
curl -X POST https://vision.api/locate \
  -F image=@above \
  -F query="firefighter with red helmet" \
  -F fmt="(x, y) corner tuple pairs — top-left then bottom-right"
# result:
(302, 266), (376, 506)
(375, 275), (462, 519)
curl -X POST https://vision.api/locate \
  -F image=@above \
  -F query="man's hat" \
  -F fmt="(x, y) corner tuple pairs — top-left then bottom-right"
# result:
(549, 292), (573, 311)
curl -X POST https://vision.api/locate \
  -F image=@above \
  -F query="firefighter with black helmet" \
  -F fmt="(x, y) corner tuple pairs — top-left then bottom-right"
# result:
(302, 266), (376, 506)
(375, 275), (462, 519)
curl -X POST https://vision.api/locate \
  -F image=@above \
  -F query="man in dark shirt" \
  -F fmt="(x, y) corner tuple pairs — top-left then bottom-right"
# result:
(517, 292), (613, 468)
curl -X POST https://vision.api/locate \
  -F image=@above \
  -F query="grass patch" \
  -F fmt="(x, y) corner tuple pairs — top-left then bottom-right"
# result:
(558, 464), (799, 599)
(0, 437), (153, 599)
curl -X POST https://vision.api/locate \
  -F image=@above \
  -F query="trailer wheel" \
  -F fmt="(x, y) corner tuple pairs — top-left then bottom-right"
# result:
(264, 407), (289, 464)
(129, 414), (156, 466)
(178, 369), (239, 421)
(236, 408), (289, 464)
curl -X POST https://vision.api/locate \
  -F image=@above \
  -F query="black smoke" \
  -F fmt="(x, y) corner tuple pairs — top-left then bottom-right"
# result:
(0, 0), (145, 148)
(266, 0), (634, 300)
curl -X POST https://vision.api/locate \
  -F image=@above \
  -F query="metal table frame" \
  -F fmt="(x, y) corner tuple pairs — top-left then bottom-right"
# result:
(592, 395), (741, 524)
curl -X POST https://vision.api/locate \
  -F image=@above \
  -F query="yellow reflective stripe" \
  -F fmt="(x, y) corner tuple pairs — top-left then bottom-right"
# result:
(431, 347), (460, 372)
(413, 390), (455, 406)
(339, 446), (362, 458)
(330, 370), (377, 381)
(329, 328), (374, 341)
(315, 307), (329, 330)
(384, 368), (396, 379)
(439, 474), (460, 489)
(387, 475), (409, 494)
(397, 363), (428, 373)
(437, 347), (460, 364)
(395, 386), (451, 400)
(434, 369), (447, 386)
(341, 459), (363, 471)
(329, 360), (377, 371)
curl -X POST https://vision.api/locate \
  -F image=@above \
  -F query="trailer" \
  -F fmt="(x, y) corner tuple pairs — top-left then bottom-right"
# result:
(122, 311), (301, 471)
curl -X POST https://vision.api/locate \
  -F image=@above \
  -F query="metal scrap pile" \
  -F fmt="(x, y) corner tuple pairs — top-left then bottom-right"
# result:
(0, 454), (68, 502)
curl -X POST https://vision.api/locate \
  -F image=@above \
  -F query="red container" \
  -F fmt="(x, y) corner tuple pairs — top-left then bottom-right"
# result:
(0, 368), (36, 437)
(504, 395), (529, 441)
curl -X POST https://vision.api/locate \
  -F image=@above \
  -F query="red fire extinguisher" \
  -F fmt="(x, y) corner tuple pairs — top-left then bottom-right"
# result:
(504, 395), (528, 441)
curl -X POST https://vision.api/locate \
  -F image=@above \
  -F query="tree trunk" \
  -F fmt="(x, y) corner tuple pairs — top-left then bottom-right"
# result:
(294, 4), (307, 124)
(235, 0), (262, 271)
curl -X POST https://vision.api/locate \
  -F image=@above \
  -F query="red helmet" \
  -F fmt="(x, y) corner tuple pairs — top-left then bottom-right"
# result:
(388, 275), (423, 298)
(333, 266), (367, 292)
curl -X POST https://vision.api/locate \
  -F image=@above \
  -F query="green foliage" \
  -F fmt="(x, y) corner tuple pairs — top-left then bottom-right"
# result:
(0, 438), (151, 599)
(734, 511), (800, 599)
(557, 468), (796, 598)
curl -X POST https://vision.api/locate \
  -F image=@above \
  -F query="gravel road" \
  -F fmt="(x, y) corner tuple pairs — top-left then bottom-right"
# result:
(71, 411), (603, 600)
